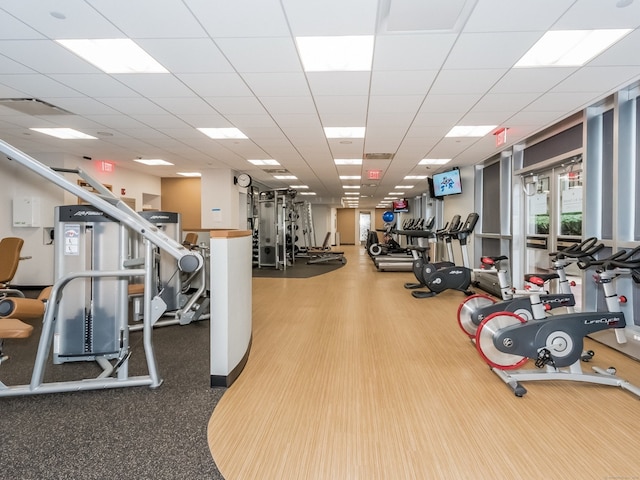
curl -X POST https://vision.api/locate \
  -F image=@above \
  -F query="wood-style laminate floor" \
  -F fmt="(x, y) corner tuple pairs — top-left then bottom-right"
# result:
(208, 245), (640, 480)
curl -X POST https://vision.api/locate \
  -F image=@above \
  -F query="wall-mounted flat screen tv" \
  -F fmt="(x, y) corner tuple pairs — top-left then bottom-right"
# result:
(392, 199), (409, 213)
(432, 168), (462, 198)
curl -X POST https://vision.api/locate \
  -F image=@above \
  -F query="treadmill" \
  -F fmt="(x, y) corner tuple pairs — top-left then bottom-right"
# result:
(375, 217), (435, 272)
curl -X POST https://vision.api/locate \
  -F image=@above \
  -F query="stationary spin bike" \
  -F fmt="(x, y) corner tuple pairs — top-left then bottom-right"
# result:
(474, 247), (640, 398)
(457, 237), (604, 337)
(411, 213), (479, 299)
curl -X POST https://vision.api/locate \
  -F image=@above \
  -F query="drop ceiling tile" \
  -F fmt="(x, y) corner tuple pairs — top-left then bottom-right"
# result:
(223, 116), (280, 129)
(137, 39), (234, 74)
(258, 96), (317, 115)
(88, 0), (207, 38)
(317, 112), (367, 126)
(282, 0), (378, 36)
(185, 0), (290, 37)
(365, 113), (414, 131)
(1, 1), (122, 38)
(0, 10), (44, 39)
(552, 66), (640, 93)
(132, 115), (190, 129)
(215, 37), (301, 73)
(464, 0), (574, 32)
(112, 74), (195, 98)
(590, 30), (640, 67)
(84, 114), (158, 130)
(370, 70), (437, 96)
(177, 73), (254, 97)
(368, 95), (424, 114)
(174, 113), (229, 128)
(0, 82), (31, 98)
(471, 92), (541, 112)
(48, 74), (140, 97)
(306, 72), (371, 96)
(314, 96), (368, 117)
(271, 113), (323, 128)
(373, 34), (457, 71)
(489, 68), (578, 94)
(419, 93), (482, 113)
(430, 69), (507, 95)
(45, 97), (120, 115)
(0, 40), (100, 74)
(444, 32), (542, 69)
(241, 72), (311, 97)
(96, 97), (168, 115)
(0, 74), (86, 98)
(524, 92), (601, 112)
(204, 96), (267, 116)
(150, 97), (220, 116)
(555, 0), (640, 29)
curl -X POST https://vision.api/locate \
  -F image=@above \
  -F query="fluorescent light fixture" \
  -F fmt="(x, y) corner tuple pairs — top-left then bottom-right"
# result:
(384, 197), (398, 200)
(405, 175), (428, 180)
(343, 185), (360, 189)
(299, 192), (316, 196)
(395, 185), (414, 189)
(389, 192), (404, 195)
(296, 35), (374, 72)
(419, 158), (450, 165)
(325, 127), (366, 139)
(274, 175), (297, 180)
(446, 125), (497, 137)
(334, 158), (363, 165)
(340, 175), (361, 180)
(197, 128), (247, 139)
(290, 185), (309, 189)
(56, 39), (168, 74)
(177, 172), (202, 177)
(30, 127), (96, 139)
(134, 158), (174, 166)
(515, 29), (632, 67)
(248, 159), (280, 165)
(344, 192), (360, 196)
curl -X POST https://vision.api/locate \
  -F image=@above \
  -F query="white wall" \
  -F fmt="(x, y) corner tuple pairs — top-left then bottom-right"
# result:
(441, 165), (476, 266)
(1, 153), (161, 286)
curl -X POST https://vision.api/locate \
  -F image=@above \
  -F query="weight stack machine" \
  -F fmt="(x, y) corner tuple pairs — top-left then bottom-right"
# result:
(54, 204), (129, 365)
(137, 211), (184, 312)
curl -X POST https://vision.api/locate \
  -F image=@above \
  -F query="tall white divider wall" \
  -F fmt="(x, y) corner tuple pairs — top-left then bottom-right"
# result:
(209, 230), (253, 387)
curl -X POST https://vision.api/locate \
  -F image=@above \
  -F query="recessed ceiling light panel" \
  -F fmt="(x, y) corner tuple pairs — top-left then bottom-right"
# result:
(30, 127), (96, 139)
(56, 38), (168, 74)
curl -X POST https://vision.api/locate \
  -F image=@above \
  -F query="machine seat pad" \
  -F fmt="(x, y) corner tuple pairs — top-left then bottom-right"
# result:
(0, 318), (33, 339)
(524, 273), (559, 283)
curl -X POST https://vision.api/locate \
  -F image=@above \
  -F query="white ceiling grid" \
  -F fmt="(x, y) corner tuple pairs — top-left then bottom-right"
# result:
(0, 0), (637, 207)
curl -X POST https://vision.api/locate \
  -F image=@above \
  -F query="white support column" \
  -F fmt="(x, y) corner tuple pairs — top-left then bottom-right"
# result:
(201, 169), (241, 229)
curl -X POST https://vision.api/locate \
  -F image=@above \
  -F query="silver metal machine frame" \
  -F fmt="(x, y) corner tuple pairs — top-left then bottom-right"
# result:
(0, 139), (203, 396)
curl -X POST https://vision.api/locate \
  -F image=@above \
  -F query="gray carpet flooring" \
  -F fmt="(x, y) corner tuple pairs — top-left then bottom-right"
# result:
(0, 316), (225, 480)
(252, 256), (345, 278)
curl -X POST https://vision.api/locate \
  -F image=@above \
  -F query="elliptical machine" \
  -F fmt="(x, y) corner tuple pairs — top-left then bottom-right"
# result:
(403, 216), (455, 288)
(411, 213), (479, 299)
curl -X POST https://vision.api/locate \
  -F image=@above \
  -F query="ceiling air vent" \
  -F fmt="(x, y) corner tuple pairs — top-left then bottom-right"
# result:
(263, 168), (290, 174)
(0, 98), (72, 115)
(364, 153), (394, 160)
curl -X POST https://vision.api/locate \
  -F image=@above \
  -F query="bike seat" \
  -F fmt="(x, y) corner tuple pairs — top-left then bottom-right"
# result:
(480, 255), (508, 267)
(524, 273), (559, 285)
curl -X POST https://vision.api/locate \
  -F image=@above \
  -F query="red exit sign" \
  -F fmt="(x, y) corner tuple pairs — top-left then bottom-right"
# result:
(99, 160), (115, 173)
(367, 169), (382, 180)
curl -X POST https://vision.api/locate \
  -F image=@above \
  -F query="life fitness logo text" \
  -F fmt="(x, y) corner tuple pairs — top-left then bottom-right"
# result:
(584, 317), (621, 326)
(448, 269), (464, 275)
(73, 211), (104, 217)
